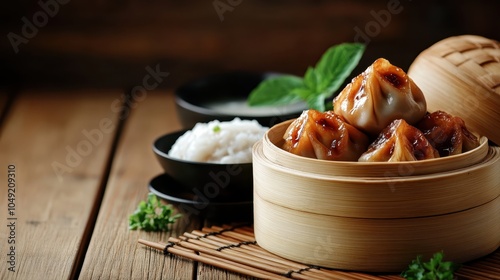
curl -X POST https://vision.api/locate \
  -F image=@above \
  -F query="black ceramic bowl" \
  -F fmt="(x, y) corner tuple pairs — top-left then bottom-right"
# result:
(175, 71), (306, 128)
(153, 129), (253, 202)
(149, 174), (253, 222)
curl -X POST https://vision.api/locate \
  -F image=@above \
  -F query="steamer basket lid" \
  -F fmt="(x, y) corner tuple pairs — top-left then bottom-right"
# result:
(408, 35), (500, 145)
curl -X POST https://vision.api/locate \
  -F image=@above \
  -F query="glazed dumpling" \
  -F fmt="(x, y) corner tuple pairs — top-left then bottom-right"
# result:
(416, 111), (480, 157)
(333, 58), (427, 135)
(359, 119), (439, 162)
(283, 110), (369, 161)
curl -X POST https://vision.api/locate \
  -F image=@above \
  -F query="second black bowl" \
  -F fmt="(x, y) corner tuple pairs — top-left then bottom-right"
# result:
(175, 71), (306, 128)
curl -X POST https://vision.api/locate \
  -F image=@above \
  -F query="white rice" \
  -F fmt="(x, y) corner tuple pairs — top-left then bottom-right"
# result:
(168, 118), (268, 164)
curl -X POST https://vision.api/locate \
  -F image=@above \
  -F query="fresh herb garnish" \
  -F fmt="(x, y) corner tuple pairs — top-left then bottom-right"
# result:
(401, 251), (460, 280)
(129, 193), (181, 231)
(247, 43), (365, 111)
(213, 125), (221, 133)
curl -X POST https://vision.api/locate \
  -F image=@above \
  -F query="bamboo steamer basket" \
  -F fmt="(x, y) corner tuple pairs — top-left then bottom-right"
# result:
(408, 35), (500, 145)
(253, 126), (500, 272)
(253, 35), (500, 272)
(255, 123), (499, 219)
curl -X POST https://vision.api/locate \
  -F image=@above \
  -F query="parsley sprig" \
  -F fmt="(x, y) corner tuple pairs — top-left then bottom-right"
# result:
(401, 251), (460, 280)
(247, 43), (365, 111)
(129, 193), (181, 231)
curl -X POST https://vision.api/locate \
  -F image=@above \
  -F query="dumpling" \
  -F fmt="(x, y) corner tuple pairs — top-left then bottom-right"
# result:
(359, 119), (439, 162)
(333, 58), (427, 136)
(283, 110), (370, 161)
(416, 111), (480, 157)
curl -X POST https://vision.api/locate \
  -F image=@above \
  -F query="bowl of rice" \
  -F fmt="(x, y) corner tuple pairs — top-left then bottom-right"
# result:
(153, 118), (268, 202)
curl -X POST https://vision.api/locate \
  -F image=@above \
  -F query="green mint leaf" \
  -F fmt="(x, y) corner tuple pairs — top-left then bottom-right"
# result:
(306, 93), (328, 112)
(324, 101), (333, 111)
(291, 87), (314, 100)
(291, 87), (325, 111)
(247, 75), (304, 106)
(300, 43), (366, 111)
(304, 66), (320, 92)
(315, 42), (365, 95)
(247, 42), (365, 111)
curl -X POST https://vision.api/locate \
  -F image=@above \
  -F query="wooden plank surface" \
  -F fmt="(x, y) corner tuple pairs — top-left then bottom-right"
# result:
(0, 90), (121, 279)
(79, 90), (204, 279)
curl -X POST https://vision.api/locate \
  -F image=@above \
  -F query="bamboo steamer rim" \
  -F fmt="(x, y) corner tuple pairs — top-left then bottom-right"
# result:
(263, 119), (490, 177)
(408, 35), (500, 145)
(255, 139), (499, 183)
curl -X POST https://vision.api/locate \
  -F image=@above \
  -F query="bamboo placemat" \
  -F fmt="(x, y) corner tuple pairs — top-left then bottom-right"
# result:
(138, 225), (500, 280)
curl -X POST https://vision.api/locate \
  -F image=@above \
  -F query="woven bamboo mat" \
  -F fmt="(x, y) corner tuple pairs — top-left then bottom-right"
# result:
(139, 225), (500, 280)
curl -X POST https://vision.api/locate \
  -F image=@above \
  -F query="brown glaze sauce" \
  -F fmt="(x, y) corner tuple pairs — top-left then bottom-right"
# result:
(383, 72), (404, 88)
(416, 111), (479, 157)
(316, 117), (339, 131)
(411, 134), (432, 160)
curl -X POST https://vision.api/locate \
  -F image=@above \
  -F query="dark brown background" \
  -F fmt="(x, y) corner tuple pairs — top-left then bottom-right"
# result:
(1, 0), (499, 91)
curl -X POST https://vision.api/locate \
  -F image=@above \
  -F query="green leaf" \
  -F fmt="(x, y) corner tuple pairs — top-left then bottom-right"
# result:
(431, 252), (443, 267)
(306, 93), (328, 112)
(247, 75), (304, 106)
(247, 42), (366, 111)
(324, 100), (333, 111)
(423, 261), (435, 271)
(291, 87), (326, 111)
(128, 193), (181, 231)
(291, 87), (313, 100)
(301, 43), (366, 111)
(315, 42), (365, 95)
(401, 252), (459, 280)
(304, 66), (320, 92)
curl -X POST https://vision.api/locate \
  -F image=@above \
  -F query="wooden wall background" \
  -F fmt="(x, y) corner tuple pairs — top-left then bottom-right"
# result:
(0, 0), (499, 91)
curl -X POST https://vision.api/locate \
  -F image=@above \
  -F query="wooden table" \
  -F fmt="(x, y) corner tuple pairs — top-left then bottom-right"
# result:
(0, 89), (498, 280)
(0, 89), (248, 279)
